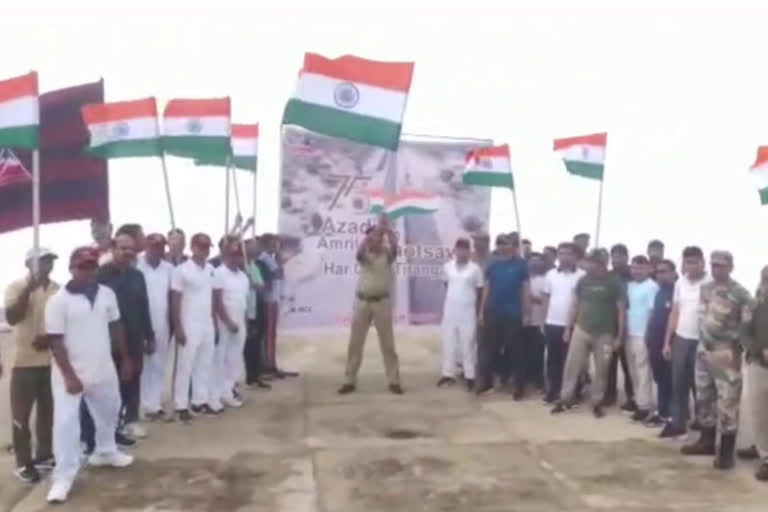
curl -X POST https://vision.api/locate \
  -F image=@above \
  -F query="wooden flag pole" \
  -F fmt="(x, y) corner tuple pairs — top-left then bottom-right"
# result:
(159, 154), (176, 229)
(224, 158), (231, 235)
(31, 150), (40, 274)
(232, 166), (242, 215)
(594, 178), (605, 248)
(251, 169), (257, 238)
(511, 186), (522, 237)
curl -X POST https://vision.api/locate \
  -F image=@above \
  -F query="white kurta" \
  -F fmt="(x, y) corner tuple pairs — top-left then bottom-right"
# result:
(213, 265), (249, 404)
(441, 259), (483, 379)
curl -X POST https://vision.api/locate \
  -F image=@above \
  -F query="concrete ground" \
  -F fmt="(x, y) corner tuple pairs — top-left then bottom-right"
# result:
(2, 328), (768, 512)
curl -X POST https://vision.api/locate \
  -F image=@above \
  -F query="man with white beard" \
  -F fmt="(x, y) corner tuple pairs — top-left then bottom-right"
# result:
(137, 234), (174, 421)
(171, 233), (218, 422)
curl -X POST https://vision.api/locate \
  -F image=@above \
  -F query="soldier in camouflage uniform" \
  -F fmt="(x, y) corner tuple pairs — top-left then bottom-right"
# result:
(681, 251), (754, 470)
(743, 265), (768, 481)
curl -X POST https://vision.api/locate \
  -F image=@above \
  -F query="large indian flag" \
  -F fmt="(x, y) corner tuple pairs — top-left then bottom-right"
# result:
(163, 98), (231, 160)
(81, 98), (162, 158)
(384, 191), (439, 220)
(463, 144), (514, 188)
(0, 72), (39, 150)
(750, 146), (768, 205)
(283, 53), (414, 150)
(554, 132), (607, 181)
(367, 189), (387, 214)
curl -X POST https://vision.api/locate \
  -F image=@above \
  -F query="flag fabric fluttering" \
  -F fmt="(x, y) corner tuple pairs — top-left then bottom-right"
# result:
(195, 123), (258, 172)
(554, 132), (607, 181)
(0, 72), (39, 150)
(162, 97), (231, 160)
(463, 144), (514, 188)
(749, 146), (768, 205)
(283, 53), (414, 150)
(367, 189), (387, 214)
(368, 190), (439, 220)
(82, 97), (162, 158)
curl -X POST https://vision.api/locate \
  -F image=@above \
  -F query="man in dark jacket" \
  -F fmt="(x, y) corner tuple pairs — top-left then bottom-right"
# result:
(645, 259), (677, 428)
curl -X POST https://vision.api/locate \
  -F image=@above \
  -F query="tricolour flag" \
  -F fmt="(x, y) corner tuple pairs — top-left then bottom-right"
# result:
(367, 189), (387, 214)
(230, 124), (258, 172)
(283, 53), (414, 150)
(463, 144), (514, 188)
(162, 98), (231, 160)
(384, 191), (439, 220)
(81, 97), (162, 158)
(749, 146), (768, 205)
(0, 72), (39, 150)
(554, 132), (607, 181)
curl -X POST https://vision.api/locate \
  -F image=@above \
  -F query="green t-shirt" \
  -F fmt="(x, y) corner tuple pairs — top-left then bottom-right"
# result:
(576, 273), (625, 335)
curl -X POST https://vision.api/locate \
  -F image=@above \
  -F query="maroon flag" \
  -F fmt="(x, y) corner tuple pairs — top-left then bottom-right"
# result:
(0, 80), (109, 234)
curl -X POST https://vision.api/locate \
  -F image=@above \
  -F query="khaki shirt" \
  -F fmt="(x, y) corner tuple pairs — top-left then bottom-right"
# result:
(357, 250), (393, 298)
(4, 277), (60, 367)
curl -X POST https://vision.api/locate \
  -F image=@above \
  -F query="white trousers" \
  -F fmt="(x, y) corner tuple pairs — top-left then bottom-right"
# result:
(441, 316), (477, 379)
(141, 322), (170, 414)
(217, 321), (247, 401)
(737, 357), (754, 449)
(52, 373), (121, 484)
(173, 322), (215, 411)
(626, 336), (654, 411)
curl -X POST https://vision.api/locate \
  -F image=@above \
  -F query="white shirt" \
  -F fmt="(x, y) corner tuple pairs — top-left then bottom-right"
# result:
(45, 285), (120, 386)
(543, 267), (586, 326)
(171, 259), (215, 328)
(213, 265), (249, 323)
(137, 256), (174, 332)
(442, 259), (483, 320)
(529, 275), (548, 327)
(674, 274), (710, 339)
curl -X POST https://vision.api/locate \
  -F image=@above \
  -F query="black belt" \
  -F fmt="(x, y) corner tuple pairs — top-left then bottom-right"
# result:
(357, 292), (389, 302)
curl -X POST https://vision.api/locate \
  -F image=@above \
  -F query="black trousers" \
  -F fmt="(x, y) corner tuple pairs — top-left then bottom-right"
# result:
(544, 325), (567, 399)
(648, 341), (672, 419)
(244, 318), (265, 383)
(604, 345), (634, 402)
(477, 312), (523, 389)
(10, 366), (53, 468)
(524, 326), (545, 390)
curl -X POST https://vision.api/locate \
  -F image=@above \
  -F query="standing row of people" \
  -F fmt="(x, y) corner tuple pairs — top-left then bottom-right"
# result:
(2, 219), (295, 503)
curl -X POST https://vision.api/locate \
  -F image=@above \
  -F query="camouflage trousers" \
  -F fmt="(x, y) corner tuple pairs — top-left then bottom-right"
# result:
(694, 344), (742, 434)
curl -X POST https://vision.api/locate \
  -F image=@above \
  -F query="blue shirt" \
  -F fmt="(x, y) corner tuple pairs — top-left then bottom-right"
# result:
(627, 278), (659, 337)
(647, 282), (674, 347)
(484, 257), (529, 316)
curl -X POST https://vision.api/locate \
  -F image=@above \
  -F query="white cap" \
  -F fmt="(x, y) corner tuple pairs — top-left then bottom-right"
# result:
(25, 247), (58, 262)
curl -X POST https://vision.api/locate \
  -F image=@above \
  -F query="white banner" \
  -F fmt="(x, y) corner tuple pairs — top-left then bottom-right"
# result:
(278, 127), (491, 328)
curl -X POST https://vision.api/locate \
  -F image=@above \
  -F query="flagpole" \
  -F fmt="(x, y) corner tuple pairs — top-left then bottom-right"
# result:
(595, 178), (604, 247)
(31, 150), (40, 274)
(225, 158), (231, 235)
(232, 166), (242, 216)
(251, 170), (257, 238)
(511, 186), (522, 237)
(160, 154), (176, 229)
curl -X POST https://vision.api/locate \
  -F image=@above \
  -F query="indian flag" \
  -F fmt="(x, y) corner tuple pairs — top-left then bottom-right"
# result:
(554, 132), (607, 181)
(750, 146), (768, 205)
(367, 189), (387, 214)
(163, 98), (231, 160)
(81, 98), (162, 158)
(283, 53), (414, 150)
(384, 191), (439, 220)
(0, 72), (39, 150)
(195, 123), (258, 171)
(463, 144), (514, 188)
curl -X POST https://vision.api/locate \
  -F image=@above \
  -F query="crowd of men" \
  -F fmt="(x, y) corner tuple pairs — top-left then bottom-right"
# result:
(430, 230), (768, 482)
(2, 218), (296, 503)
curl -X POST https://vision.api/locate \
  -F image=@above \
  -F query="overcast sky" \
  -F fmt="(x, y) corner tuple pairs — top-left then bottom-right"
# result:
(2, 2), (768, 290)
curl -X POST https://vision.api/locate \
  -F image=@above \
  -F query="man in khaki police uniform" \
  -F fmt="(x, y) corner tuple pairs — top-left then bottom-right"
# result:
(338, 215), (402, 395)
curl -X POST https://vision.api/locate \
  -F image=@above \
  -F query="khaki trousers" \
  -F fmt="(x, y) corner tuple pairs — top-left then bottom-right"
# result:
(560, 326), (613, 406)
(626, 335), (654, 411)
(748, 363), (768, 459)
(344, 297), (400, 385)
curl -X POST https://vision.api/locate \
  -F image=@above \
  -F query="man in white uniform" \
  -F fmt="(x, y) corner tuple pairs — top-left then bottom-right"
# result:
(137, 234), (174, 420)
(171, 233), (218, 423)
(438, 238), (483, 391)
(213, 239), (250, 408)
(44, 247), (133, 504)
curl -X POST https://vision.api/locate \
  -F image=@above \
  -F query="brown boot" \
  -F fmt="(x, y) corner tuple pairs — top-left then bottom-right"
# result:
(681, 427), (716, 456)
(713, 433), (736, 470)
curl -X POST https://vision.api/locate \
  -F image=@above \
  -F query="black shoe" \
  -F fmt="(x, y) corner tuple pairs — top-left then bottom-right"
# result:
(475, 383), (494, 396)
(659, 423), (687, 439)
(543, 392), (558, 404)
(337, 384), (356, 395)
(437, 377), (455, 388)
(592, 405), (605, 418)
(737, 445), (760, 461)
(190, 404), (205, 415)
(115, 431), (136, 447)
(551, 403), (570, 415)
(277, 369), (300, 378)
(201, 405), (223, 416)
(713, 433), (737, 470)
(681, 428), (716, 456)
(465, 379), (475, 392)
(177, 409), (192, 424)
(756, 461), (768, 481)
(33, 456), (55, 471)
(690, 419), (703, 431)
(248, 379), (272, 390)
(512, 388), (525, 401)
(620, 400), (638, 413)
(389, 384), (404, 395)
(13, 464), (41, 484)
(644, 414), (667, 428)
(631, 410), (649, 422)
